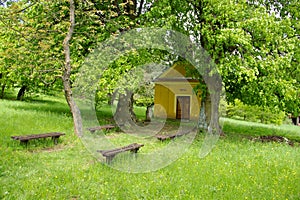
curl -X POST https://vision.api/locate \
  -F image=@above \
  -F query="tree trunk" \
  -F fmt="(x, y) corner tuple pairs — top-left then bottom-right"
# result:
(291, 116), (299, 125)
(209, 88), (223, 135)
(198, 99), (208, 132)
(17, 85), (27, 101)
(62, 0), (82, 137)
(206, 73), (223, 135)
(0, 84), (5, 99)
(129, 91), (137, 121)
(114, 90), (137, 127)
(198, 71), (223, 135)
(145, 105), (153, 122)
(108, 90), (118, 105)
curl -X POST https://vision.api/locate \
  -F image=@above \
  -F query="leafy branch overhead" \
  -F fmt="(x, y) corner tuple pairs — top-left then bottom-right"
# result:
(0, 0), (299, 134)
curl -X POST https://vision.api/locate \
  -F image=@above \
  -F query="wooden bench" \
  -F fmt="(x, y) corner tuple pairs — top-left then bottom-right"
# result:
(97, 143), (144, 163)
(155, 129), (193, 141)
(155, 134), (177, 141)
(87, 124), (115, 133)
(11, 132), (65, 145)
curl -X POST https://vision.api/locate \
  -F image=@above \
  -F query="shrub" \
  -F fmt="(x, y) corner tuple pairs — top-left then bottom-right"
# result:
(134, 95), (153, 107)
(226, 99), (286, 125)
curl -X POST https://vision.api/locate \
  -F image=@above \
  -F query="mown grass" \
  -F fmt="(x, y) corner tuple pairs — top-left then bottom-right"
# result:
(0, 94), (300, 199)
(222, 118), (300, 142)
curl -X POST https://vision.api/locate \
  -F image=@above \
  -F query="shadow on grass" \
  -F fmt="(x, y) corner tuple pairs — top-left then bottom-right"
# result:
(15, 102), (71, 116)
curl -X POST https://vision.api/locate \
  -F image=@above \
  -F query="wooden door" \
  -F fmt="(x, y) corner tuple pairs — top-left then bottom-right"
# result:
(176, 96), (190, 120)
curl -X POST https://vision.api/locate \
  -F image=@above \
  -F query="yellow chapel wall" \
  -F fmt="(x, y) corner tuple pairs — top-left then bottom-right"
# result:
(154, 82), (201, 120)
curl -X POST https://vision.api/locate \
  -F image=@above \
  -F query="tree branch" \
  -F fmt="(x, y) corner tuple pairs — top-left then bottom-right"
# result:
(14, 2), (37, 14)
(40, 76), (60, 86)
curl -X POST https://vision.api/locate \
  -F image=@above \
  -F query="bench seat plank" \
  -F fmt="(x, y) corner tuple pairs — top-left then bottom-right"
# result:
(12, 132), (65, 141)
(155, 129), (193, 141)
(97, 143), (144, 163)
(87, 125), (115, 133)
(155, 134), (177, 141)
(11, 132), (65, 144)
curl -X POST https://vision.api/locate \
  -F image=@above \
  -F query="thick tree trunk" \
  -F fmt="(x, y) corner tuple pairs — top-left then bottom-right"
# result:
(17, 85), (27, 101)
(114, 93), (128, 125)
(206, 73), (223, 135)
(145, 105), (153, 122)
(62, 0), (82, 137)
(107, 90), (118, 105)
(198, 98), (208, 132)
(114, 90), (137, 126)
(129, 91), (137, 121)
(198, 70), (223, 135)
(198, 92), (222, 135)
(209, 88), (223, 135)
(199, 92), (217, 131)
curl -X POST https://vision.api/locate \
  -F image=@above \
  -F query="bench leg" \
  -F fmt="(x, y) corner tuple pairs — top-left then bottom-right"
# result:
(52, 136), (60, 145)
(130, 148), (141, 160)
(20, 140), (29, 146)
(130, 149), (137, 153)
(130, 147), (141, 154)
(102, 147), (142, 164)
(106, 155), (115, 164)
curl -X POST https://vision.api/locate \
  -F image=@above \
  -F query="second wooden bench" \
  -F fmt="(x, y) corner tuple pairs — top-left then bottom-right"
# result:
(11, 132), (65, 145)
(97, 143), (144, 163)
(155, 129), (193, 141)
(87, 125), (115, 133)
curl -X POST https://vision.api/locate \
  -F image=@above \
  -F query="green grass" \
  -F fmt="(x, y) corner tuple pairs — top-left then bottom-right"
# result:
(222, 118), (300, 142)
(0, 94), (300, 199)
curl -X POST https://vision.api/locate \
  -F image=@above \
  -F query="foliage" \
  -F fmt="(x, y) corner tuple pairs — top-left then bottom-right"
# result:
(0, 0), (68, 96)
(95, 49), (168, 108)
(226, 99), (286, 125)
(0, 0), (150, 98)
(140, 0), (300, 117)
(133, 95), (153, 107)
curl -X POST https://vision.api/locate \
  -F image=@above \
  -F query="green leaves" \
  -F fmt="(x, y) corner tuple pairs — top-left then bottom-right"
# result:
(140, 0), (300, 116)
(95, 48), (165, 106)
(0, 0), (298, 115)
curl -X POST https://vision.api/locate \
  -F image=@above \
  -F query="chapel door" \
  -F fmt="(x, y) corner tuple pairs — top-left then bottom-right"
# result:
(176, 96), (190, 120)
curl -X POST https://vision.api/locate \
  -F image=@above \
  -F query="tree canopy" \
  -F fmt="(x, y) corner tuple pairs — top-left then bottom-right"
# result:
(0, 0), (299, 135)
(140, 0), (300, 116)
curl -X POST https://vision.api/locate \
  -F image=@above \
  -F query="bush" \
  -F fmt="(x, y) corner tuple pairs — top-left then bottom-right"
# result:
(134, 96), (153, 107)
(226, 99), (286, 125)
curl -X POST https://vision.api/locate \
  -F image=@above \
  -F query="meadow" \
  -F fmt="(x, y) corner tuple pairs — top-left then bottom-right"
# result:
(0, 93), (300, 199)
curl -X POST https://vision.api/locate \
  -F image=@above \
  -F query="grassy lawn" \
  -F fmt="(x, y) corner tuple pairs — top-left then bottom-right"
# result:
(0, 94), (300, 199)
